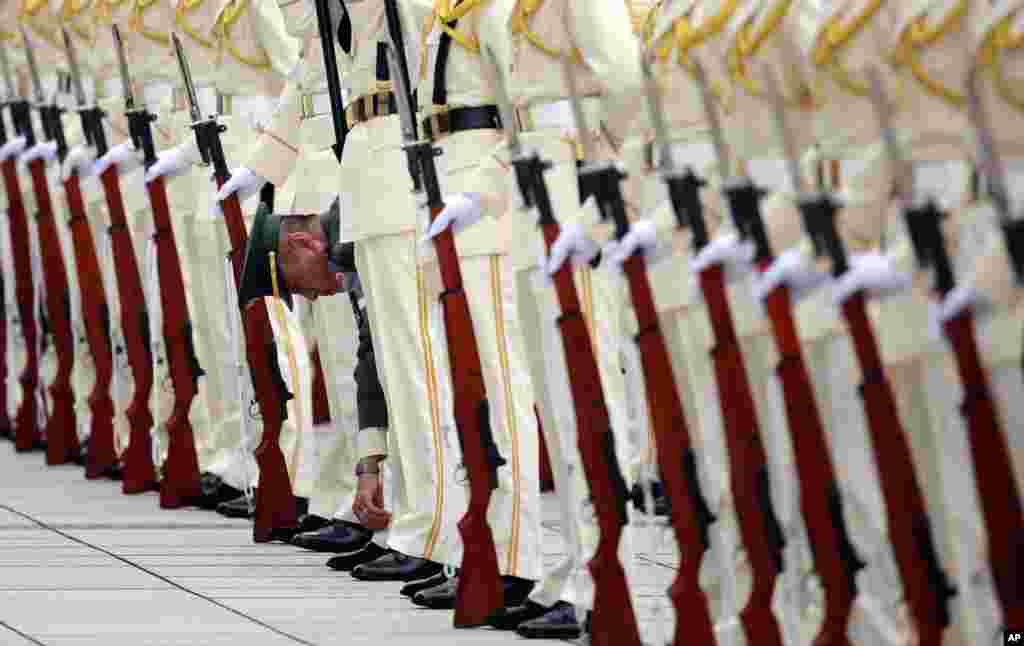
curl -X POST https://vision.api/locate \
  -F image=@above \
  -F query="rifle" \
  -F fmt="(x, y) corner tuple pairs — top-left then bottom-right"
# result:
(0, 41), (40, 450)
(563, 55), (718, 646)
(59, 27), (117, 479)
(171, 34), (297, 542)
(113, 39), (203, 508)
(381, 1), (505, 626)
(959, 65), (1024, 630)
(99, 26), (158, 493)
(640, 54), (786, 646)
(487, 48), (640, 646)
(693, 60), (865, 646)
(765, 64), (954, 644)
(19, 28), (79, 465)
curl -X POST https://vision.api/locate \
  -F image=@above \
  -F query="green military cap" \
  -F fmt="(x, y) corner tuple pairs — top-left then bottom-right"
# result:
(239, 202), (293, 309)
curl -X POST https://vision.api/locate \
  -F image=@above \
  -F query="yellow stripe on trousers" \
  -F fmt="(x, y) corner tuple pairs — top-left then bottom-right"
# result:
(416, 265), (445, 561)
(490, 256), (522, 577)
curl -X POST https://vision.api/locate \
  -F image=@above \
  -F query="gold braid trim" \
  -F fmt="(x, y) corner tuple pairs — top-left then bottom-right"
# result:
(175, 0), (216, 49)
(216, 0), (271, 69)
(727, 0), (815, 107)
(981, 13), (1024, 113)
(892, 0), (968, 107)
(811, 0), (897, 100)
(657, 1), (740, 113)
(131, 0), (169, 46)
(509, 0), (582, 63)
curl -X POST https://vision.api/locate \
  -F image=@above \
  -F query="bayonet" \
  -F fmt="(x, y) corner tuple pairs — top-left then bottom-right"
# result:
(640, 50), (708, 246)
(966, 62), (1013, 222)
(383, 43), (419, 147)
(170, 33), (203, 126)
(61, 27), (88, 108)
(111, 26), (137, 113)
(764, 63), (808, 196)
(19, 28), (44, 106)
(966, 61), (1024, 285)
(560, 55), (598, 164)
(866, 66), (914, 205)
(691, 58), (733, 181)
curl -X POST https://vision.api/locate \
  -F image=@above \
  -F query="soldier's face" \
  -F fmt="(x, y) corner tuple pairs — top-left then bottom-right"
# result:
(280, 232), (345, 301)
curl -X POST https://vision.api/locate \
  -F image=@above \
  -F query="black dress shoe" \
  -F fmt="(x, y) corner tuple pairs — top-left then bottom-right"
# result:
(516, 601), (581, 639)
(325, 543), (389, 572)
(291, 521), (372, 553)
(294, 496), (310, 517)
(196, 474), (244, 511)
(351, 551), (443, 582)
(295, 514), (332, 534)
(73, 444), (88, 466)
(400, 571), (448, 598)
(488, 600), (551, 630)
(412, 575), (535, 610)
(216, 494), (254, 519)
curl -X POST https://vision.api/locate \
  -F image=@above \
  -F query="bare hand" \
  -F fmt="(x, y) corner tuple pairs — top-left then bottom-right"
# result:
(354, 474), (391, 530)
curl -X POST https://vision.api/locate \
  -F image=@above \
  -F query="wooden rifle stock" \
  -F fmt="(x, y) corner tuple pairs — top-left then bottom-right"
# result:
(698, 263), (786, 646)
(619, 250), (718, 646)
(217, 189), (297, 543)
(802, 191), (953, 643)
(99, 165), (157, 493)
(63, 173), (117, 478)
(839, 291), (953, 643)
(726, 178), (864, 645)
(539, 219), (639, 646)
(670, 166), (786, 644)
(904, 201), (1022, 627)
(758, 271), (861, 646)
(26, 157), (79, 464)
(2, 157), (40, 450)
(428, 213), (505, 628)
(942, 311), (1024, 626)
(145, 176), (202, 508)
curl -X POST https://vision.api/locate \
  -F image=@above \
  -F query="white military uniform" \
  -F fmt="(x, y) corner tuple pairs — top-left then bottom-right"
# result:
(806, 2), (984, 644)
(389, 0), (542, 580)
(244, 0), (363, 524)
(158, 0), (312, 494)
(461, 0), (643, 612)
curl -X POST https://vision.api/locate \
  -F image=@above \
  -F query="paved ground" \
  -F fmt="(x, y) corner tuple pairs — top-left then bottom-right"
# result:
(0, 441), (681, 646)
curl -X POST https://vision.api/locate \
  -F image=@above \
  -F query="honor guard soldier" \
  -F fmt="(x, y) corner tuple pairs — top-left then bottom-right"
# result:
(440, 0), (650, 637)
(357, 0), (542, 610)
(220, 0), (384, 557)
(145, 0), (314, 514)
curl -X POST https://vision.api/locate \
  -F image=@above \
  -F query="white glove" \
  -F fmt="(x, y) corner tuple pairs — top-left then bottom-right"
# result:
(831, 252), (912, 305)
(423, 192), (483, 241)
(92, 142), (143, 178)
(19, 141), (59, 167)
(753, 247), (829, 302)
(938, 283), (991, 324)
(606, 219), (672, 270)
(689, 232), (756, 281)
(215, 167), (267, 204)
(546, 222), (600, 275)
(144, 140), (200, 184)
(61, 145), (97, 181)
(0, 136), (27, 162)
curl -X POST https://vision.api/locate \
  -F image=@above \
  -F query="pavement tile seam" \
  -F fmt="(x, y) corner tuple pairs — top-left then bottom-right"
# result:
(0, 619), (48, 645)
(0, 503), (320, 646)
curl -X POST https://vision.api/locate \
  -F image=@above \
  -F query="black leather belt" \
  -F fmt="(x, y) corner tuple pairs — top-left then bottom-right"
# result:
(422, 105), (502, 140)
